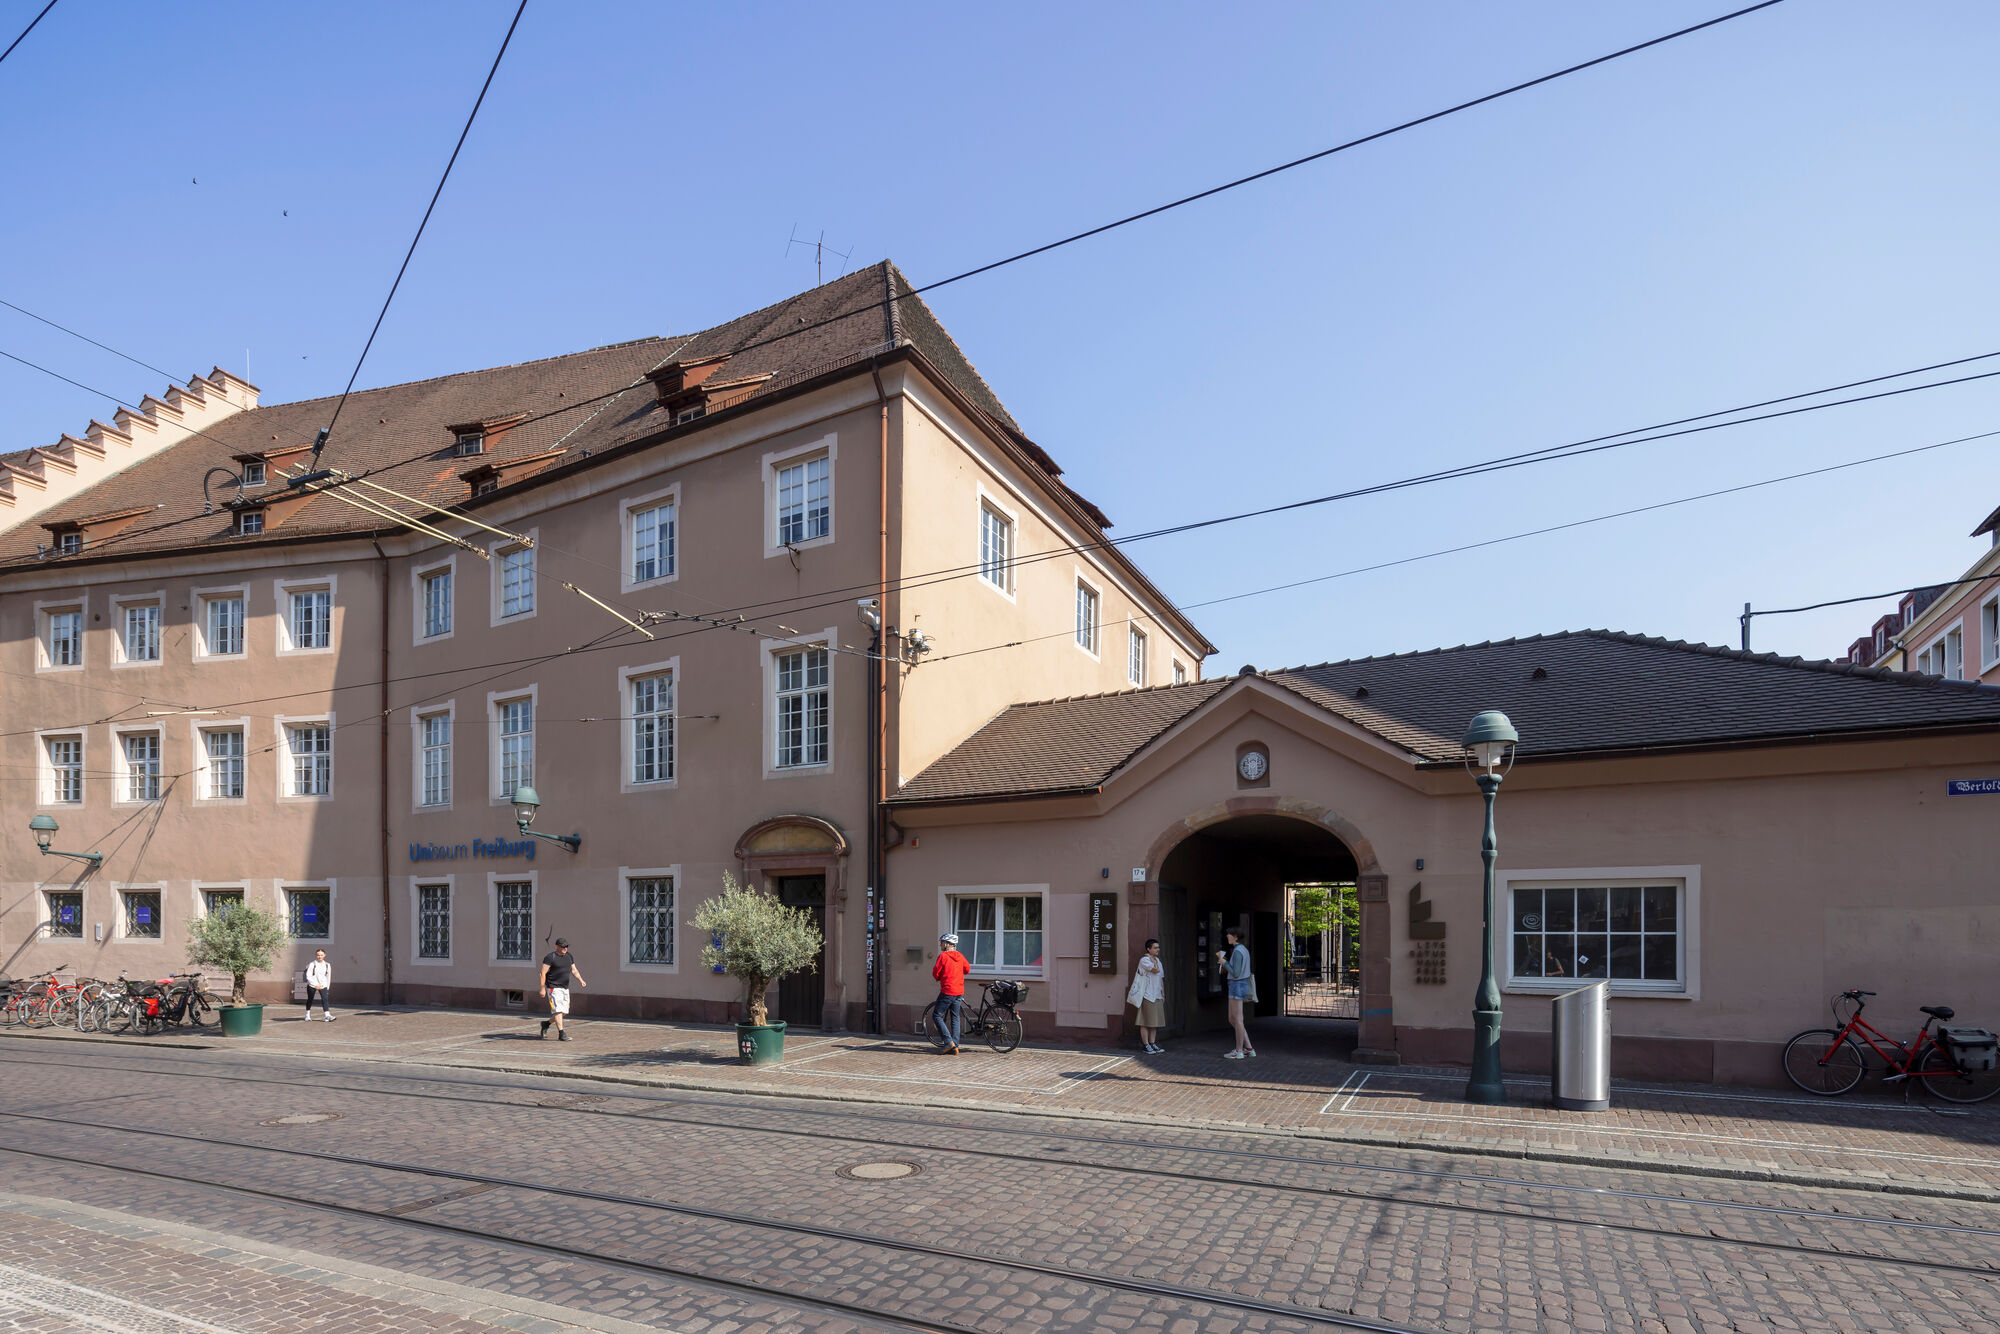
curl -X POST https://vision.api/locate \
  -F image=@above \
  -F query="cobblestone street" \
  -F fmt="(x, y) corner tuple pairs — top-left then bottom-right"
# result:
(4, 1015), (2000, 1331)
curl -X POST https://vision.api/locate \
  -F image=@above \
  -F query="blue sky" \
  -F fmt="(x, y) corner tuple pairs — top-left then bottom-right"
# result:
(3, 1), (1996, 671)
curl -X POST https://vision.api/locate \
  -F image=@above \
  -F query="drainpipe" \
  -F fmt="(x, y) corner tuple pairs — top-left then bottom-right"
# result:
(867, 359), (891, 1035)
(375, 541), (395, 1007)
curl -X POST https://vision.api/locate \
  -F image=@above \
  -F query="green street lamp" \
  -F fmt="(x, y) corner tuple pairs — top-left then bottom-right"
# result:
(1461, 710), (1519, 1105)
(28, 814), (103, 868)
(511, 786), (580, 853)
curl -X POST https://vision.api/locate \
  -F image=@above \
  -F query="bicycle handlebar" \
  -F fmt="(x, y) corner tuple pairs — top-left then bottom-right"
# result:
(1842, 990), (1876, 999)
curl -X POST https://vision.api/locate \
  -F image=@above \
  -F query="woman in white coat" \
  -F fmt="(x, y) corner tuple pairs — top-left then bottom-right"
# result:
(1128, 938), (1167, 1053)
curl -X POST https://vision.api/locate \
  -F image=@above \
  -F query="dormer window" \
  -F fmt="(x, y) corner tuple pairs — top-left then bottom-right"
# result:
(237, 509), (265, 536)
(473, 477), (498, 498)
(453, 432), (485, 458)
(673, 405), (707, 426)
(242, 461), (267, 487)
(55, 532), (82, 555)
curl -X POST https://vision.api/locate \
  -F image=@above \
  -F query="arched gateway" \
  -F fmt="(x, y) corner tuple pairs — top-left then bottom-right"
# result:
(1133, 797), (1393, 1059)
(735, 815), (848, 1030)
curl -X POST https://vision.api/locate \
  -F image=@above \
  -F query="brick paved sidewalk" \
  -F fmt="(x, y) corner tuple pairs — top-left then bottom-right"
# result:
(17, 1003), (2000, 1200)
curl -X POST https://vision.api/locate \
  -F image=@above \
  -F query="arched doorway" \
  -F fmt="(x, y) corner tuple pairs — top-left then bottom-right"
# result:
(735, 815), (848, 1030)
(1139, 800), (1388, 1057)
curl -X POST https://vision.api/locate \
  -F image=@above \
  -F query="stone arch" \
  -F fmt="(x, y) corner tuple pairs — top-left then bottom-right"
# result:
(734, 814), (848, 863)
(734, 814), (850, 1031)
(1142, 794), (1382, 885)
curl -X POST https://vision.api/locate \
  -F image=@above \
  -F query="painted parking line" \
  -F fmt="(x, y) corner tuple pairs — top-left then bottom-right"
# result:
(1316, 1071), (1361, 1115)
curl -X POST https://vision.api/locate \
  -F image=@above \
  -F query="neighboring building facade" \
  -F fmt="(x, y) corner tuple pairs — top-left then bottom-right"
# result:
(0, 264), (1211, 1025)
(1846, 501), (2000, 684)
(885, 633), (2000, 1086)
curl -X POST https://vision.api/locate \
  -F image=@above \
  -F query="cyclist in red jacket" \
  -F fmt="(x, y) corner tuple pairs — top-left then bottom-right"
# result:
(932, 933), (971, 1055)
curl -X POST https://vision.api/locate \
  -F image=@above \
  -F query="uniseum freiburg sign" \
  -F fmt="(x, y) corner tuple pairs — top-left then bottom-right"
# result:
(408, 836), (539, 862)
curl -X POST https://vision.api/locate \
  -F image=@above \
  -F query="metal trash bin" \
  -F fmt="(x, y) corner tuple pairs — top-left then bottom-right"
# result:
(1551, 981), (1610, 1111)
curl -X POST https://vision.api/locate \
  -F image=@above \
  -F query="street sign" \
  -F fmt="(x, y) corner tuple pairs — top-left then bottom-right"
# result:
(1948, 779), (2000, 796)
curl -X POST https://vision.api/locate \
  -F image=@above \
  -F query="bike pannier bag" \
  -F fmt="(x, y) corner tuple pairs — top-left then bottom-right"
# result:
(1940, 1027), (1999, 1071)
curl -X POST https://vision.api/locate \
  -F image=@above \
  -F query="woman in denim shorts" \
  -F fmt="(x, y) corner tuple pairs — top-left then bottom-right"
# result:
(1217, 927), (1255, 1059)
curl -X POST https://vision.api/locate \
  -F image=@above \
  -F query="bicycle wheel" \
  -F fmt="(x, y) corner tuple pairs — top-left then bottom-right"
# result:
(101, 999), (134, 1035)
(922, 999), (953, 1051)
(983, 1007), (1022, 1054)
(1920, 1046), (2000, 1104)
(23, 999), (51, 1030)
(1783, 1029), (1865, 1095)
(75, 997), (97, 1033)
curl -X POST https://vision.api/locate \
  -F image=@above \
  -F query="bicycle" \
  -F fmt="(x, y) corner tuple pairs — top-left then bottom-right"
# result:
(1784, 990), (2000, 1103)
(923, 979), (1027, 1054)
(97, 973), (168, 1037)
(160, 973), (217, 1028)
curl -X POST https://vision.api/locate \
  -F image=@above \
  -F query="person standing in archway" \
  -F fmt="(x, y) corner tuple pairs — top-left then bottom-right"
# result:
(1217, 927), (1255, 1059)
(1128, 938), (1166, 1053)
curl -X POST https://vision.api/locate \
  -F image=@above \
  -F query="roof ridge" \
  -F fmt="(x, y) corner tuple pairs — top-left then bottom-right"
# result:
(672, 262), (893, 353)
(1579, 628), (2000, 694)
(245, 335), (679, 415)
(1264, 630), (1583, 677)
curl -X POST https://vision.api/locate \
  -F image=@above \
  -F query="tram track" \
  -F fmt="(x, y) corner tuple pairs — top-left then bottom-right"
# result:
(0, 1114), (1438, 1334)
(8, 1045), (2000, 1277)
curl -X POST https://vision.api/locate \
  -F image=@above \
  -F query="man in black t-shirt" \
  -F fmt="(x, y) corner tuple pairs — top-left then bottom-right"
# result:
(538, 938), (587, 1041)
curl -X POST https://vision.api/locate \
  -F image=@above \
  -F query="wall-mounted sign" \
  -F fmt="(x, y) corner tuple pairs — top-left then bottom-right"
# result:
(303, 905), (318, 923)
(1129, 867), (1146, 883)
(1948, 779), (2000, 796)
(1088, 891), (1117, 974)
(136, 907), (152, 924)
(59, 906), (76, 924)
(1407, 882), (1444, 941)
(408, 837), (537, 863)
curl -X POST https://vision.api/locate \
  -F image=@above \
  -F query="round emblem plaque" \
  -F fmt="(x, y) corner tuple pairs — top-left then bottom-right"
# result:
(1238, 750), (1268, 782)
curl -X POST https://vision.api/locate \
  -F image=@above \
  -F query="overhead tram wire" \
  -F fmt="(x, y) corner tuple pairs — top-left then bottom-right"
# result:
(313, 0), (528, 462)
(0, 299), (180, 381)
(11, 424), (1992, 748)
(1746, 574), (2000, 621)
(0, 0), (58, 68)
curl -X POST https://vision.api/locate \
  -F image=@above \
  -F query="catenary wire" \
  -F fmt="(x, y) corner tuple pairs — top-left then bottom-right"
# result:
(7, 424), (1988, 751)
(317, 0), (528, 453)
(1746, 573), (2000, 620)
(0, 0), (57, 68)
(0, 297), (180, 382)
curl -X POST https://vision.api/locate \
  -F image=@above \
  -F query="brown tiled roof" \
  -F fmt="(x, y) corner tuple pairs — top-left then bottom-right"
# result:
(0, 262), (1047, 569)
(891, 630), (2000, 803)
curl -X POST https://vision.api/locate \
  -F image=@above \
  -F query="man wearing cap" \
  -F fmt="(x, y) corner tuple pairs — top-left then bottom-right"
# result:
(538, 938), (586, 1041)
(931, 932), (970, 1055)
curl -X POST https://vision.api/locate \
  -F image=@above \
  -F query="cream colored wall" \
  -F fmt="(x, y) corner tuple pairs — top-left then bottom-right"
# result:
(0, 548), (386, 992)
(887, 383), (1205, 785)
(885, 685), (2000, 1062)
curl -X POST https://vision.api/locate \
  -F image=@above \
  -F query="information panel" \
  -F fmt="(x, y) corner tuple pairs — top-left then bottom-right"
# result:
(1088, 891), (1118, 974)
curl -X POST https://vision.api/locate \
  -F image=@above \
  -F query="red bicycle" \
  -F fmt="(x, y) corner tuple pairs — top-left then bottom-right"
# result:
(1784, 990), (2000, 1103)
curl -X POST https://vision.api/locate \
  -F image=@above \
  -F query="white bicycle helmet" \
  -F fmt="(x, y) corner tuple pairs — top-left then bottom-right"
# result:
(940, 932), (960, 946)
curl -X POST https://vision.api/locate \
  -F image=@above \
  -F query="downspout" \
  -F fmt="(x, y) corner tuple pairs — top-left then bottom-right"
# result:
(374, 540), (395, 1007)
(867, 359), (891, 1035)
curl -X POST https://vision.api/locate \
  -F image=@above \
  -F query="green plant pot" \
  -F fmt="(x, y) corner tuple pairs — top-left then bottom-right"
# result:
(218, 1004), (265, 1037)
(736, 1020), (786, 1065)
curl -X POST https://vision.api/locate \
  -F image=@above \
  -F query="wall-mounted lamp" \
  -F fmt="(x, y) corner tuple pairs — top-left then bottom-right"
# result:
(511, 787), (580, 853)
(28, 815), (103, 868)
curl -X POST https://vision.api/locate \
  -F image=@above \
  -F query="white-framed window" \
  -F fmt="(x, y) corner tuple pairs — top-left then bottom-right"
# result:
(1074, 577), (1100, 656)
(1172, 659), (1188, 686)
(236, 509), (264, 536)
(194, 587), (249, 659)
(488, 688), (536, 802)
(979, 501), (1014, 593)
(621, 866), (680, 971)
(492, 535), (537, 623)
(43, 605), (82, 669)
(199, 886), (246, 919)
(280, 719), (333, 798)
(197, 724), (248, 801)
(943, 889), (1046, 975)
(116, 597), (162, 665)
(1983, 592), (1999, 674)
(1918, 627), (1965, 680)
(491, 874), (535, 963)
(414, 880), (452, 963)
(622, 485), (680, 592)
(242, 461), (267, 487)
(119, 729), (162, 803)
(119, 886), (163, 940)
(773, 644), (830, 770)
(55, 531), (83, 555)
(41, 733), (83, 806)
(1502, 867), (1700, 998)
(415, 707), (452, 808)
(763, 434), (836, 557)
(413, 557), (455, 643)
(673, 404), (706, 426)
(1127, 625), (1147, 686)
(621, 662), (677, 788)
(454, 431), (485, 458)
(276, 578), (335, 654)
(284, 883), (333, 939)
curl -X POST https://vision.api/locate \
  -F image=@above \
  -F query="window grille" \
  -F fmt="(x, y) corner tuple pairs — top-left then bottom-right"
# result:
(287, 888), (331, 939)
(628, 877), (675, 964)
(418, 884), (451, 959)
(496, 881), (532, 960)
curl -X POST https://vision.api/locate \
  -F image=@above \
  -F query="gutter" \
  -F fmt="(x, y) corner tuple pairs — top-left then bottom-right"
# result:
(373, 539), (395, 1006)
(864, 358), (891, 1035)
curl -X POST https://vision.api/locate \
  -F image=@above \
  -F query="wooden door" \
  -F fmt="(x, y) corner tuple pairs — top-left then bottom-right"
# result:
(775, 875), (827, 1027)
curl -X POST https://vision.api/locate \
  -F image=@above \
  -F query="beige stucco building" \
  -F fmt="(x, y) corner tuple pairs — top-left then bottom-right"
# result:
(6, 265), (1997, 1090)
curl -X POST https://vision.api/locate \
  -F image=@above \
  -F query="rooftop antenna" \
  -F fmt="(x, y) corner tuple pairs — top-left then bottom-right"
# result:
(787, 224), (852, 286)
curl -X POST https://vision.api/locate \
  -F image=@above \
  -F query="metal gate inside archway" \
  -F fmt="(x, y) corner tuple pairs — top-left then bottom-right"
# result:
(1282, 882), (1360, 1019)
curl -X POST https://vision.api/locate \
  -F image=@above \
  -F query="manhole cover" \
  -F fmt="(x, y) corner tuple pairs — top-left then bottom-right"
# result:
(837, 1160), (922, 1181)
(259, 1112), (343, 1126)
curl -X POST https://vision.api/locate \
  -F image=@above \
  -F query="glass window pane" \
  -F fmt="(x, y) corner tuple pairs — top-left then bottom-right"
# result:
(1607, 934), (1643, 978)
(1644, 934), (1678, 981)
(1003, 898), (1023, 931)
(1513, 933), (1543, 978)
(1608, 887), (1641, 932)
(1023, 931), (1042, 968)
(1576, 887), (1607, 933)
(1643, 886), (1677, 932)
(1544, 936), (1575, 977)
(1544, 888), (1574, 932)
(1024, 897), (1042, 930)
(956, 898), (980, 933)
(977, 899), (996, 931)
(971, 935), (994, 967)
(1002, 934), (1023, 966)
(1511, 889), (1542, 933)
(1575, 937), (1607, 978)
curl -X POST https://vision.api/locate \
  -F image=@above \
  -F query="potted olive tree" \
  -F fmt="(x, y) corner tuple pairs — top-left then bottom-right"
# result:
(694, 873), (823, 1065)
(186, 904), (285, 1037)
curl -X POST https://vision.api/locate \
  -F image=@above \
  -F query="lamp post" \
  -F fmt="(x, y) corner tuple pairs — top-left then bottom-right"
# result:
(512, 786), (581, 853)
(27, 814), (103, 868)
(1461, 710), (1519, 1105)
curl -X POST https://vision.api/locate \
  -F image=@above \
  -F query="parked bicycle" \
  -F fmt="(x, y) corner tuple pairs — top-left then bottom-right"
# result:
(1784, 990), (2000, 1103)
(0, 968), (70, 1028)
(160, 973), (217, 1028)
(96, 973), (169, 1037)
(923, 979), (1027, 1054)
